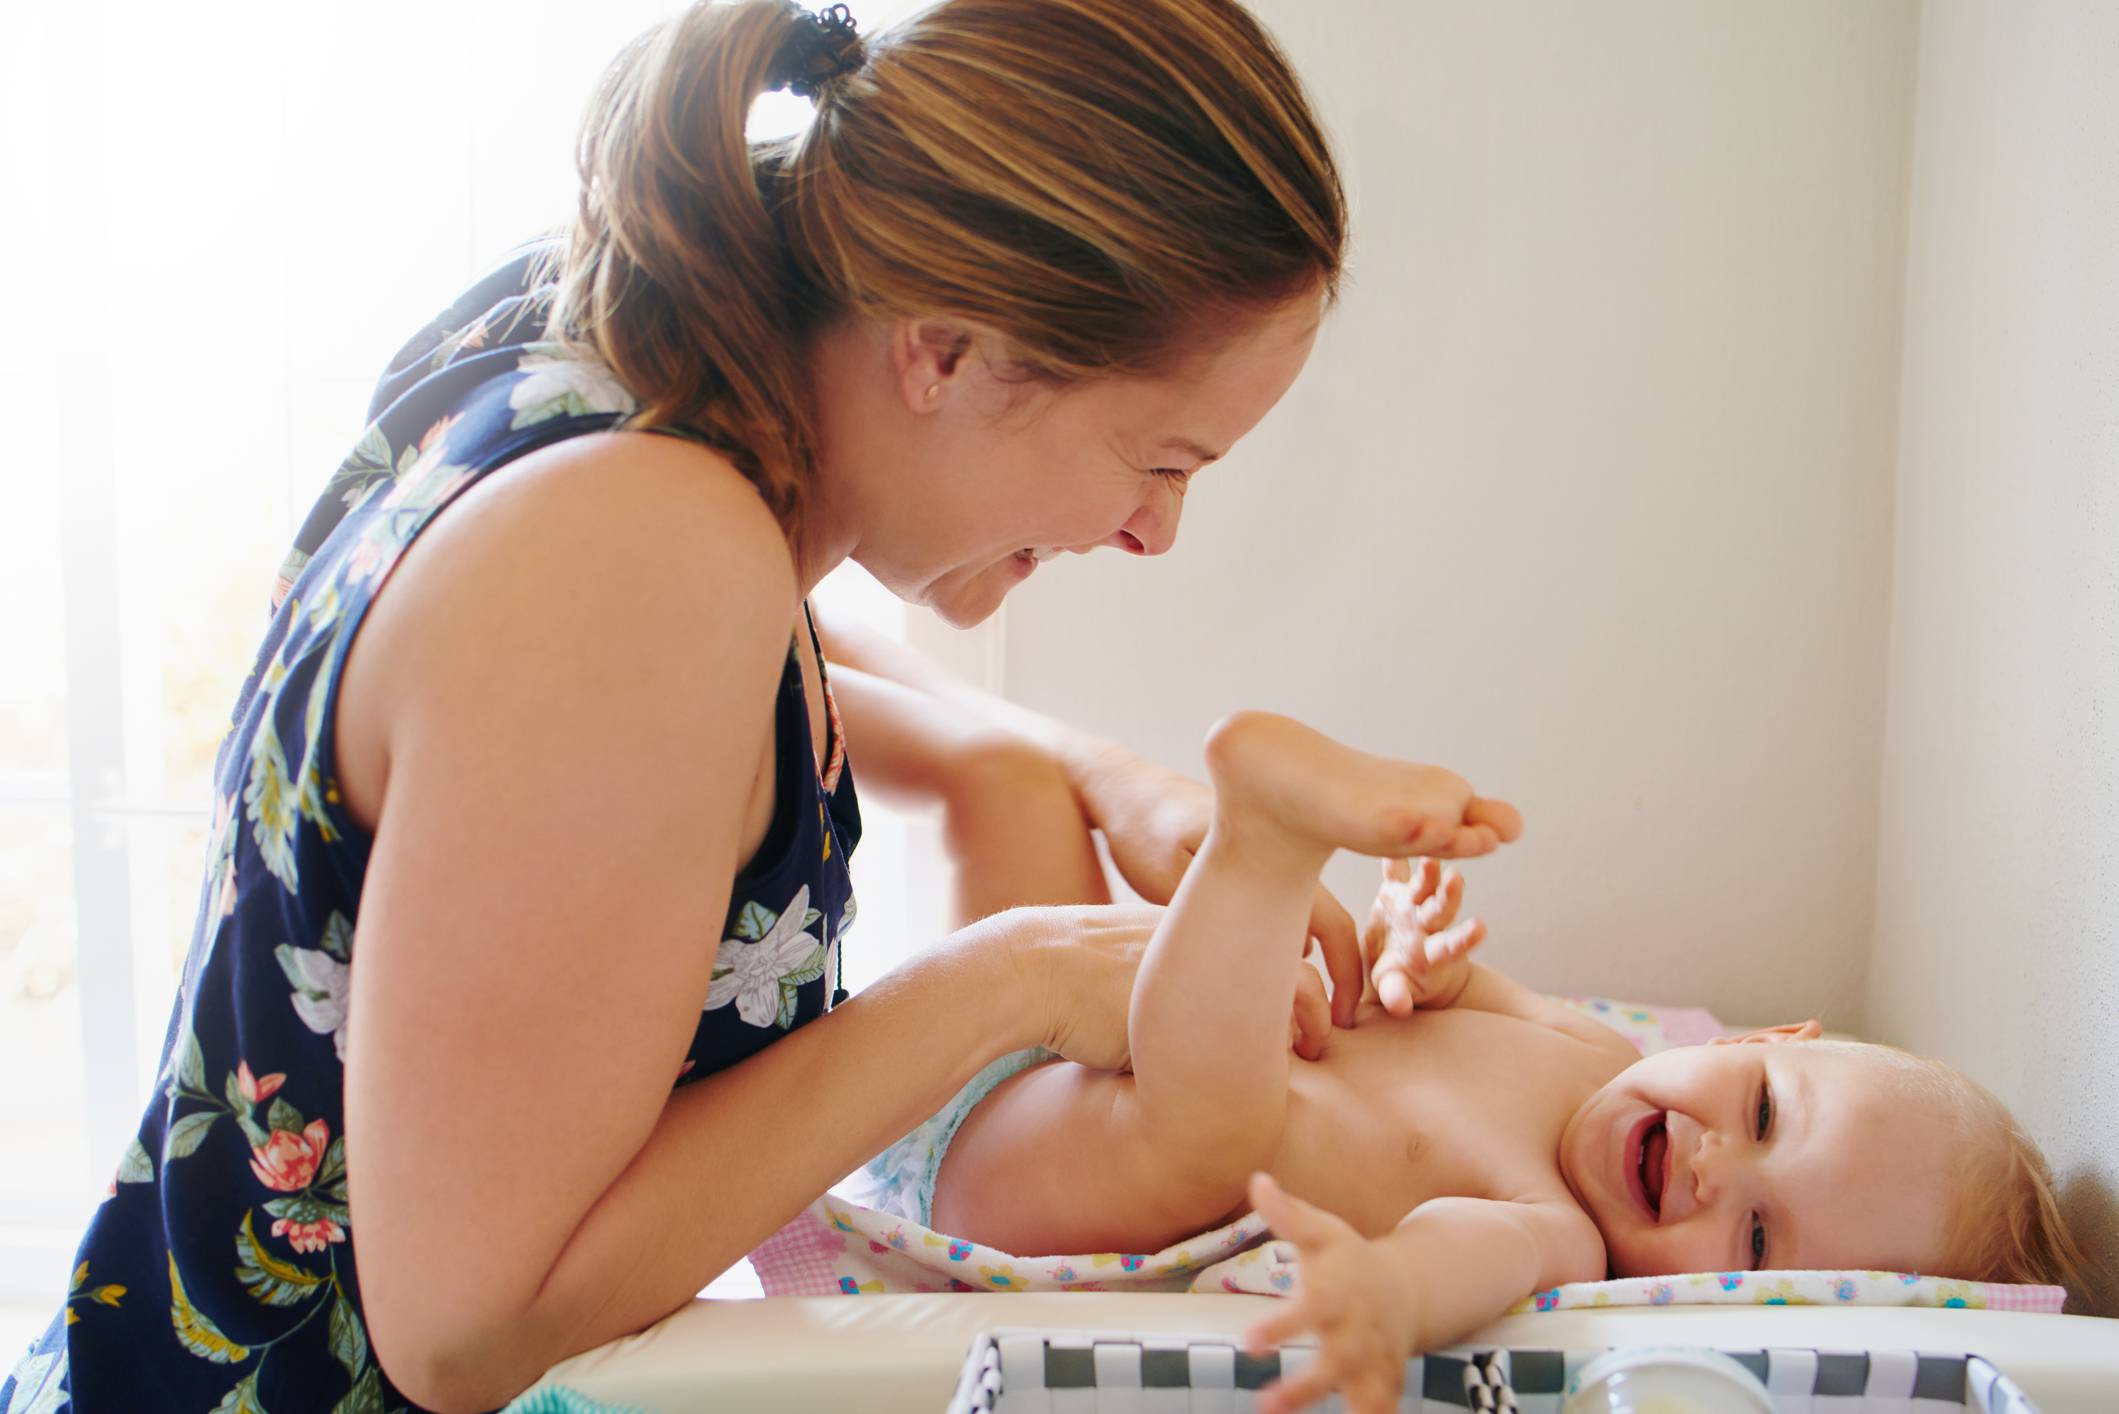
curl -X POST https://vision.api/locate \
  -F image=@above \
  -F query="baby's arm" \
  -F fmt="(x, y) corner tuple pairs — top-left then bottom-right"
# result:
(1247, 1176), (1604, 1413)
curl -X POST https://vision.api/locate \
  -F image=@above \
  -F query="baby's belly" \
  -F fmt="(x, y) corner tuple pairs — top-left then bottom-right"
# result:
(1247, 1008), (1559, 1239)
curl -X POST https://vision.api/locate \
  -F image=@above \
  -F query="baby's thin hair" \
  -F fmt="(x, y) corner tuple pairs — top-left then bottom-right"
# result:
(1817, 1041), (2089, 1300)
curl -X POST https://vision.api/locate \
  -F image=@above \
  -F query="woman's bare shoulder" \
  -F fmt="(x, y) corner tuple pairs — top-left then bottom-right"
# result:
(336, 429), (801, 830)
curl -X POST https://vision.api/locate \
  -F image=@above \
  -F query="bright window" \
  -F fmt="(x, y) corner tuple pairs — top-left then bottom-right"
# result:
(0, 0), (938, 1311)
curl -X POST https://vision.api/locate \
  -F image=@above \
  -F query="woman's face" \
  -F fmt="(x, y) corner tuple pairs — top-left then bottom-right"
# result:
(822, 292), (1323, 626)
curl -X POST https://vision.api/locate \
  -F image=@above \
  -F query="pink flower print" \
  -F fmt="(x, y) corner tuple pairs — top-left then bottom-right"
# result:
(1118, 1254), (1145, 1273)
(418, 414), (462, 456)
(1718, 1272), (1745, 1290)
(1221, 1277), (1245, 1295)
(249, 1120), (330, 1192)
(272, 1215), (346, 1253)
(947, 1240), (973, 1262)
(1534, 1289), (1562, 1312)
(948, 1278), (977, 1292)
(236, 1062), (285, 1106)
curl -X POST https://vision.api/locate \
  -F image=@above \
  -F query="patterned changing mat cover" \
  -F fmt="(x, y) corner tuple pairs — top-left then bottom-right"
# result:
(747, 997), (2063, 1315)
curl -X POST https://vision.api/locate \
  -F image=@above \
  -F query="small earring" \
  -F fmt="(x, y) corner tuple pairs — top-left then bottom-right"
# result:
(925, 383), (941, 402)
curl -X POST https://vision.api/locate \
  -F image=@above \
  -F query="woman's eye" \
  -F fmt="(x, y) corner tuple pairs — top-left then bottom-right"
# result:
(1755, 1084), (1773, 1140)
(1750, 1215), (1768, 1269)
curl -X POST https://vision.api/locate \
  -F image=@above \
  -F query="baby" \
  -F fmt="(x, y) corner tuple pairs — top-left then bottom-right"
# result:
(864, 712), (2084, 1413)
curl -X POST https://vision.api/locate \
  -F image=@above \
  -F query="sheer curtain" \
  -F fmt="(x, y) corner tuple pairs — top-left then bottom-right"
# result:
(0, 0), (937, 1308)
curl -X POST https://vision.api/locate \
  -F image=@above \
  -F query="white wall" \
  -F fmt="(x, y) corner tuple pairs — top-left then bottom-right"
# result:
(996, 1), (1919, 1027)
(1868, 0), (2119, 1315)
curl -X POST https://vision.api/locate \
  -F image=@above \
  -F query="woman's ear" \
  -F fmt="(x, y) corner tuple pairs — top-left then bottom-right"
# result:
(890, 318), (978, 413)
(1709, 1019), (1825, 1046)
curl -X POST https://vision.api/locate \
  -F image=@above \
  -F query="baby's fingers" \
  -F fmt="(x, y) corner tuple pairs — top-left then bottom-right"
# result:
(1256, 1348), (1338, 1414)
(1415, 866), (1463, 930)
(1290, 965), (1331, 1061)
(1423, 916), (1485, 967)
(1244, 1297), (1319, 1359)
(1249, 1172), (1348, 1250)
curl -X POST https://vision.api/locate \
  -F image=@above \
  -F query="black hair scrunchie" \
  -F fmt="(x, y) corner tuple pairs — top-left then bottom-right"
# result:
(777, 3), (863, 101)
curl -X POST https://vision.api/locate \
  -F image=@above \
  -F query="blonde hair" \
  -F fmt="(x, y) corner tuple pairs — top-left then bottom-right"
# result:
(541, 0), (1347, 533)
(1820, 1042), (2090, 1300)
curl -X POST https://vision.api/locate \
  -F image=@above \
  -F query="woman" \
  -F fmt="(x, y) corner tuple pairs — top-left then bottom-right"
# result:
(0, 1), (1448, 1409)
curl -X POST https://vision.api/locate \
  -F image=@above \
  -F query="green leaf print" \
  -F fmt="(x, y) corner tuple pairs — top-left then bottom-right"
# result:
(775, 945), (828, 1029)
(735, 900), (777, 942)
(116, 1137), (153, 1183)
(164, 1110), (219, 1163)
(320, 912), (353, 961)
(176, 1023), (207, 1095)
(169, 1253), (250, 1364)
(327, 1287), (368, 1378)
(235, 1212), (324, 1308)
(244, 713), (302, 893)
(297, 673), (342, 845)
(266, 1097), (303, 1136)
(208, 1371), (269, 1414)
(331, 1366), (386, 1414)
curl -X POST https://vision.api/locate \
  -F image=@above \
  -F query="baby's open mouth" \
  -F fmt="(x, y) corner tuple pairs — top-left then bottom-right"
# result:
(1636, 1112), (1669, 1219)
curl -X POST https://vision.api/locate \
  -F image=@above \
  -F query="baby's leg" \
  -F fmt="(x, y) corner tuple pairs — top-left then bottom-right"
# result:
(1127, 712), (1504, 1212)
(937, 736), (1111, 926)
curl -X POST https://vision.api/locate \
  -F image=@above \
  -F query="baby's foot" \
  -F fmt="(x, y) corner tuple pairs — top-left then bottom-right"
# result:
(1201, 711), (1519, 870)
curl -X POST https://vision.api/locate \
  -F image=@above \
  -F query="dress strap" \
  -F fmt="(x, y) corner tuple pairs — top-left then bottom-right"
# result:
(799, 600), (847, 797)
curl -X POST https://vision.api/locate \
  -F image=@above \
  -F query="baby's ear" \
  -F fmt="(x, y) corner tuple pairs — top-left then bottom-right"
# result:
(1709, 1019), (1825, 1046)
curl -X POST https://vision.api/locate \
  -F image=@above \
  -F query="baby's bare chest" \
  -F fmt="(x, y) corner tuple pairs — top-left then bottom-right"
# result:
(1267, 1009), (1618, 1238)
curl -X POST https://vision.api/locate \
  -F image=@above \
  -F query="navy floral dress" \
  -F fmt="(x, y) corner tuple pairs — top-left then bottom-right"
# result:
(3, 247), (860, 1414)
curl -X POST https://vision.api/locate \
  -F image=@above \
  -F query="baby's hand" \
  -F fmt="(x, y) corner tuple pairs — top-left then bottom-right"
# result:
(1363, 857), (1484, 1015)
(1244, 1174), (1419, 1414)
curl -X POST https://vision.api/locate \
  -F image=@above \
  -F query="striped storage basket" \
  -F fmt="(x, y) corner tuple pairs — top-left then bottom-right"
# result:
(944, 1330), (2043, 1413)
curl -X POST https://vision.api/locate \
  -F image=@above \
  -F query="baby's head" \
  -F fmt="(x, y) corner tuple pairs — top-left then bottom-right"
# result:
(1557, 1022), (2085, 1294)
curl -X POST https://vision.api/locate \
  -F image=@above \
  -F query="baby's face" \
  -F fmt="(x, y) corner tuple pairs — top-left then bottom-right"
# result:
(1557, 1036), (1960, 1278)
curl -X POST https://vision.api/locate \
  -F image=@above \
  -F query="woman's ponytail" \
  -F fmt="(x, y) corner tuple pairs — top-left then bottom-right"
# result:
(546, 0), (842, 527)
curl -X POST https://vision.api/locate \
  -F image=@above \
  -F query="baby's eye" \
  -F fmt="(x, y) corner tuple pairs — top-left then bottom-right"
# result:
(1149, 467), (1193, 485)
(1755, 1083), (1773, 1141)
(1749, 1214), (1768, 1269)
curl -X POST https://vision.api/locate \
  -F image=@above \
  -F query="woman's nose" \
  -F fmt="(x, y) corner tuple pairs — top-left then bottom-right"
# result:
(1108, 490), (1182, 556)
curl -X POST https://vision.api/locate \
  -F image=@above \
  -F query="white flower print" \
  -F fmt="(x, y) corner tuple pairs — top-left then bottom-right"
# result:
(706, 885), (826, 1029)
(507, 350), (637, 430)
(274, 913), (353, 1059)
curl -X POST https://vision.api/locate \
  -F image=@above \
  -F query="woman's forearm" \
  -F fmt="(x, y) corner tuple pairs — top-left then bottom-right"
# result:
(437, 933), (1031, 1411)
(811, 608), (1131, 805)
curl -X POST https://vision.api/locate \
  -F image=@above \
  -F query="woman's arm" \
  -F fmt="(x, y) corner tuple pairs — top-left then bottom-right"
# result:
(336, 436), (1070, 1412)
(813, 610), (1368, 1020)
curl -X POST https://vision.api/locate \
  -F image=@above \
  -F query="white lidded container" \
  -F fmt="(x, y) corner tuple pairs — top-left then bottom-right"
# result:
(1562, 1346), (1777, 1413)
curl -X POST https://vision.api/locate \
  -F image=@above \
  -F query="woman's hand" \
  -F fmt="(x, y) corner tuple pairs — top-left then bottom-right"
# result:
(1244, 1173), (1421, 1414)
(1078, 746), (1366, 1028)
(991, 902), (1337, 1070)
(1362, 857), (1485, 1015)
